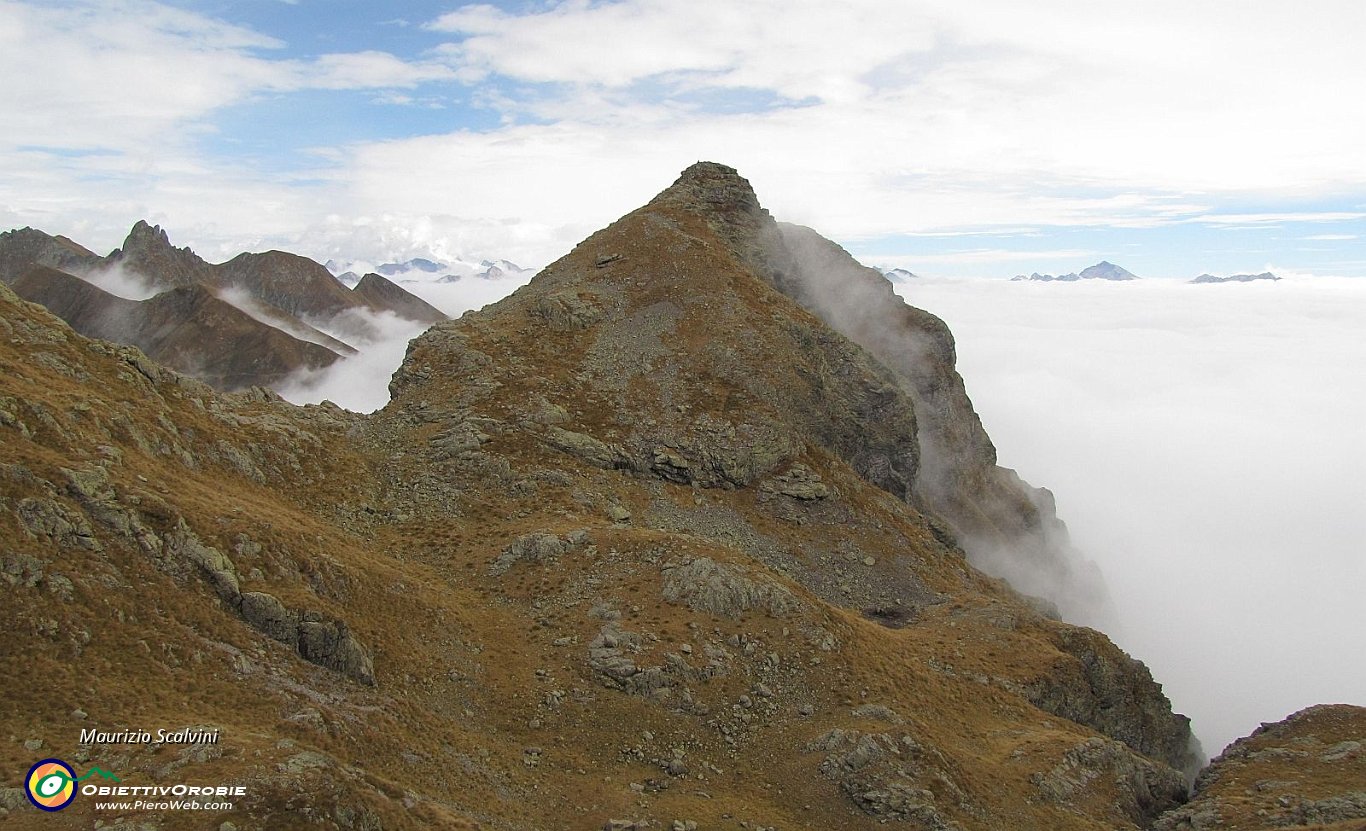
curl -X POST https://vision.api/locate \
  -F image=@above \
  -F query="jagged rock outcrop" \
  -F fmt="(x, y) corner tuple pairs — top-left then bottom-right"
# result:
(1032, 626), (1197, 772)
(660, 555), (800, 618)
(386, 162), (1195, 778)
(625, 165), (1108, 624)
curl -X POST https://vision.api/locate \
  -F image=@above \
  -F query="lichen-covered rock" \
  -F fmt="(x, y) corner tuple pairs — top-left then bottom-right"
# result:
(491, 530), (586, 575)
(586, 622), (693, 697)
(297, 616), (376, 686)
(16, 495), (102, 551)
(542, 426), (632, 470)
(1032, 736), (1186, 826)
(660, 556), (799, 618)
(238, 590), (297, 642)
(166, 518), (239, 600)
(237, 591), (375, 685)
(762, 462), (829, 500)
(533, 290), (604, 331)
(805, 729), (963, 828)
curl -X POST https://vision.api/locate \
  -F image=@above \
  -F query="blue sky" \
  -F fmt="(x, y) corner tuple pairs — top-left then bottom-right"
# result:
(1, 0), (1364, 277)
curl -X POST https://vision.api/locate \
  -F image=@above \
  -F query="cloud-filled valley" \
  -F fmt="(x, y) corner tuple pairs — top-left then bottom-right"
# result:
(273, 275), (534, 413)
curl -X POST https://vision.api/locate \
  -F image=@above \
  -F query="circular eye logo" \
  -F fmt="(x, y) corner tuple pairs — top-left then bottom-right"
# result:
(25, 758), (77, 811)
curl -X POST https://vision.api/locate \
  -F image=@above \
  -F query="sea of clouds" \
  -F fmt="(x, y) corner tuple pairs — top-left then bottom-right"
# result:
(895, 274), (1366, 758)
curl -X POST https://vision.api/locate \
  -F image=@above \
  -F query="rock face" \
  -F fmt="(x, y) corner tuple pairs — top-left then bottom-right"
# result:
(652, 168), (1110, 624)
(3, 162), (1343, 830)
(0, 220), (450, 393)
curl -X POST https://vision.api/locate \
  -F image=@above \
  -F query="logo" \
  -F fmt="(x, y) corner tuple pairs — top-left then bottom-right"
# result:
(25, 759), (76, 812)
(24, 759), (120, 812)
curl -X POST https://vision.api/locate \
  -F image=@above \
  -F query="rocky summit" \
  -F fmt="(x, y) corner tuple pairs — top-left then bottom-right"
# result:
(1, 163), (1361, 830)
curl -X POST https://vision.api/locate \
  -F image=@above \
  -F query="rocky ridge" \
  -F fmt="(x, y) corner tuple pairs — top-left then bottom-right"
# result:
(0, 222), (449, 392)
(11, 265), (341, 390)
(1, 163), (1360, 830)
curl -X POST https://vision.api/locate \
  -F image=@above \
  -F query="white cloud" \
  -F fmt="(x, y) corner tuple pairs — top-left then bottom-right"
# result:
(315, 0), (1365, 264)
(305, 50), (455, 89)
(429, 0), (938, 101)
(896, 275), (1366, 757)
(78, 261), (160, 300)
(0, 1), (453, 155)
(421, 0), (1366, 195)
(276, 308), (427, 413)
(2, 0), (1364, 274)
(1193, 212), (1366, 227)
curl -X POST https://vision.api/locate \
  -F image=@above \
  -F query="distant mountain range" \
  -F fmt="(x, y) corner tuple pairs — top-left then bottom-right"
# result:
(1009, 262), (1283, 284)
(326, 255), (533, 286)
(1190, 272), (1280, 284)
(0, 222), (449, 392)
(1012, 261), (1140, 282)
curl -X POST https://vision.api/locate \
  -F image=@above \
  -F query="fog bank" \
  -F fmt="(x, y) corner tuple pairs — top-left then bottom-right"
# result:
(896, 275), (1366, 757)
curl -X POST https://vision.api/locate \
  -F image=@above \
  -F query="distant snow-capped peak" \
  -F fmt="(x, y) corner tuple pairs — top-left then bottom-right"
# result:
(1012, 261), (1140, 282)
(325, 255), (534, 285)
(878, 267), (920, 282)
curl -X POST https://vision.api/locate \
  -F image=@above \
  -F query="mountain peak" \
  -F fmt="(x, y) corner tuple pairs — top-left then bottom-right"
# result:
(109, 219), (215, 289)
(1078, 261), (1139, 281)
(649, 161), (767, 220)
(120, 219), (183, 259)
(126, 218), (169, 245)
